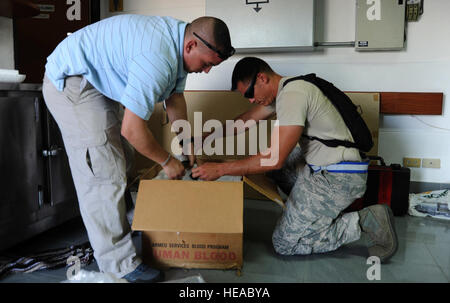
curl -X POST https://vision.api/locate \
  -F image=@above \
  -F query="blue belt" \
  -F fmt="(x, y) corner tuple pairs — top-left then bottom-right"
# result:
(309, 161), (369, 173)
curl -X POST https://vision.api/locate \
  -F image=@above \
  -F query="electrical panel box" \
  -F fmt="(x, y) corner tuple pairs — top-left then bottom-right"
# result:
(206, 0), (315, 52)
(355, 0), (406, 51)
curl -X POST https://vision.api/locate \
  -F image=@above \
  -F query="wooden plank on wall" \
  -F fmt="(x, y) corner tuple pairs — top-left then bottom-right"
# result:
(379, 92), (443, 115)
(186, 91), (444, 115)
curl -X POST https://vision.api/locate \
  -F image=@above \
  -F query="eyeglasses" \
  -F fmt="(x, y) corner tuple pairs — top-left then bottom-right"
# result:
(244, 72), (258, 98)
(193, 32), (235, 60)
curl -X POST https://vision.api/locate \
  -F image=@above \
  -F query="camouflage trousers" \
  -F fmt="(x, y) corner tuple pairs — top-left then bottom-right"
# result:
(269, 147), (367, 255)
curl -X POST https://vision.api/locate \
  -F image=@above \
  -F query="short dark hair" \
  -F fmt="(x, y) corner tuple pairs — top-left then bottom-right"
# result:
(231, 57), (274, 91)
(188, 17), (233, 59)
(210, 18), (233, 57)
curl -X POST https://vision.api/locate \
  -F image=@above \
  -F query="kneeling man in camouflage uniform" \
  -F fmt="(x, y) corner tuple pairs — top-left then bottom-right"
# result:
(192, 57), (398, 262)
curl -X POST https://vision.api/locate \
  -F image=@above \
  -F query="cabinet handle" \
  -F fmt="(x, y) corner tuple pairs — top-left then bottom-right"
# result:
(34, 97), (40, 122)
(43, 147), (62, 157)
(38, 185), (44, 208)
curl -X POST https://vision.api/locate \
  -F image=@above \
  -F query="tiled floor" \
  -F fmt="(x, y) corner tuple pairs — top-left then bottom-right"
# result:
(1, 199), (449, 283)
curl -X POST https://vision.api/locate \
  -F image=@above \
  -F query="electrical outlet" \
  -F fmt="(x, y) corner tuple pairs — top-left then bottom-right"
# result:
(403, 157), (421, 168)
(422, 158), (441, 168)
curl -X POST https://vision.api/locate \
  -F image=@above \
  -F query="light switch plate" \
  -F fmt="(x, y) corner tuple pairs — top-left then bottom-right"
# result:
(422, 158), (441, 168)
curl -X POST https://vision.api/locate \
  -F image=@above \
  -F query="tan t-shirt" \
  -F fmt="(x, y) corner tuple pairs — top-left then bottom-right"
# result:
(268, 76), (362, 166)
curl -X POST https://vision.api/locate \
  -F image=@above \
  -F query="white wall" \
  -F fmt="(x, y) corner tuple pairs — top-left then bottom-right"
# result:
(100, 0), (204, 21)
(0, 17), (15, 69)
(102, 0), (450, 183)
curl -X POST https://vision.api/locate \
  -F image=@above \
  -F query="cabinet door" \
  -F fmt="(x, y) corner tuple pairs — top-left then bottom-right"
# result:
(0, 96), (45, 227)
(13, 0), (92, 83)
(44, 109), (78, 206)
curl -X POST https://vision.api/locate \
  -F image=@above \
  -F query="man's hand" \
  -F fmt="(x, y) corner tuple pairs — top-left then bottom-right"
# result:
(191, 162), (224, 181)
(163, 156), (185, 180)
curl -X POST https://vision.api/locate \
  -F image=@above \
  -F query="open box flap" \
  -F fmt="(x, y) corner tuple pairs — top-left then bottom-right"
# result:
(243, 174), (285, 209)
(130, 164), (286, 210)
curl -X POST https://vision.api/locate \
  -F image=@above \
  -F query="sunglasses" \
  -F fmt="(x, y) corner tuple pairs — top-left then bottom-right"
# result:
(244, 72), (258, 98)
(193, 32), (235, 60)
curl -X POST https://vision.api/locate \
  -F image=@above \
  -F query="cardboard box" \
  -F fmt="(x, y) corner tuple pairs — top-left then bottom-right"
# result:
(131, 165), (284, 270)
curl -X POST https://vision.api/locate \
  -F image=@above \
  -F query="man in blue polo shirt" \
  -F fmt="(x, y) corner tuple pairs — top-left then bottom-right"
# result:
(42, 14), (234, 282)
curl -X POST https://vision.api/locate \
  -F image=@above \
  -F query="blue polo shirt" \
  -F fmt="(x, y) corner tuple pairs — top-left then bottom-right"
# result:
(45, 14), (188, 120)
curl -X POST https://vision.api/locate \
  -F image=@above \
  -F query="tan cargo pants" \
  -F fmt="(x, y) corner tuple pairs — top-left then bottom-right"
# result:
(42, 74), (141, 277)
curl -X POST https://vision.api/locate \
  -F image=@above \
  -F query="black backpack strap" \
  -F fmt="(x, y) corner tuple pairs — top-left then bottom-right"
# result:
(282, 74), (315, 87)
(303, 135), (359, 149)
(283, 74), (359, 150)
